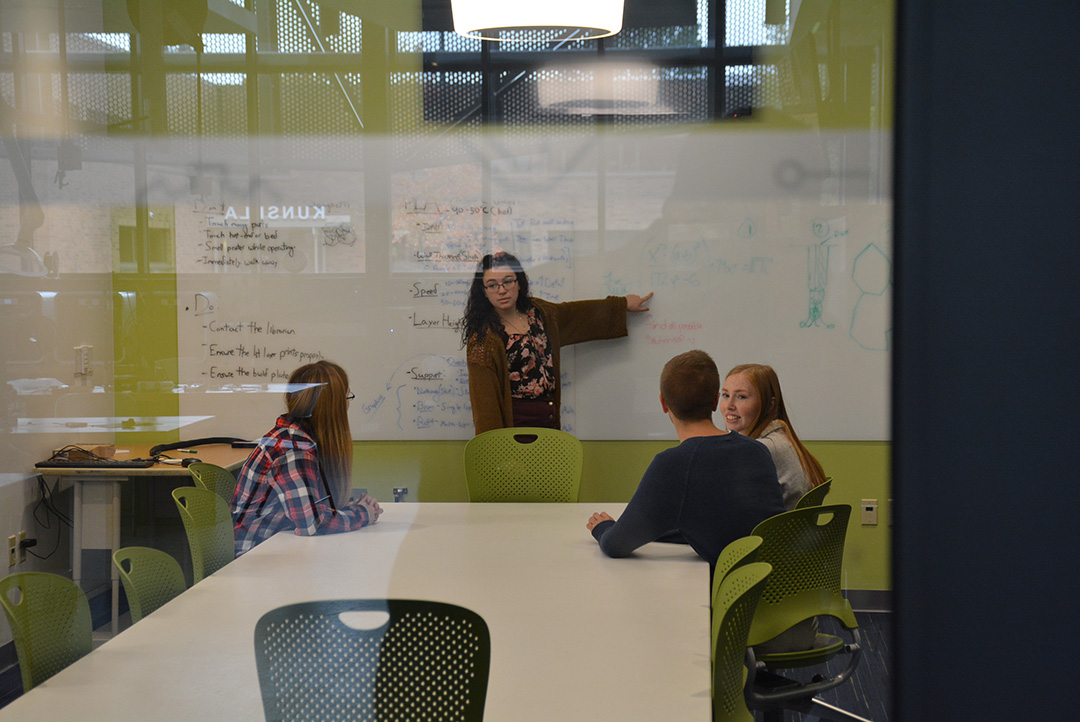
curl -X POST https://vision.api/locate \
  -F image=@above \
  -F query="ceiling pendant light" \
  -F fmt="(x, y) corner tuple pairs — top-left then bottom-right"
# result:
(451, 0), (625, 42)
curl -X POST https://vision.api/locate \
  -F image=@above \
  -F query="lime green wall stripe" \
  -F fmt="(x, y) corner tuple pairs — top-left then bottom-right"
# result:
(353, 439), (891, 592)
(112, 269), (180, 443)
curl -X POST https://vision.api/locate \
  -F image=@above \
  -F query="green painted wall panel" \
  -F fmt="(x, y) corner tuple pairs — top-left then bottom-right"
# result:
(112, 273), (180, 444)
(807, 440), (892, 592)
(353, 439), (891, 591)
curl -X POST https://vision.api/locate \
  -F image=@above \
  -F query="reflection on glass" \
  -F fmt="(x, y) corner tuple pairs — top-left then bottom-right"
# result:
(2, 0), (893, 454)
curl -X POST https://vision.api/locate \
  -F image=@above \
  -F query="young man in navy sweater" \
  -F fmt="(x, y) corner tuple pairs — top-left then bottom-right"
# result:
(586, 350), (784, 570)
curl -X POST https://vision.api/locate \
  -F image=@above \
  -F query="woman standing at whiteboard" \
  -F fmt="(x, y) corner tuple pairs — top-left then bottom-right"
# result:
(720, 363), (828, 509)
(462, 252), (652, 435)
(232, 360), (382, 555)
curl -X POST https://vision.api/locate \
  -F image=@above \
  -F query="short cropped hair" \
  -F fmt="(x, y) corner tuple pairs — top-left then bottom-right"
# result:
(660, 350), (719, 421)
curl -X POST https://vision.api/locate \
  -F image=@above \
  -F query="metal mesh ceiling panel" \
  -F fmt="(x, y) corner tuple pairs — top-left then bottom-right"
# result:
(0, 1), (801, 149)
(398, 31), (481, 53)
(726, 0), (791, 47)
(501, 69), (597, 139)
(165, 76), (248, 139)
(726, 64), (781, 116)
(1, 33), (130, 150)
(279, 72), (363, 136)
(276, 0), (319, 53)
(270, 2), (362, 53)
(210, 83), (249, 136)
(614, 66), (709, 129)
(419, 71), (483, 125)
(167, 75), (200, 135)
(391, 70), (483, 165)
(70, 72), (131, 147)
(609, 25), (704, 50)
(324, 11), (363, 53)
(485, 31), (598, 52)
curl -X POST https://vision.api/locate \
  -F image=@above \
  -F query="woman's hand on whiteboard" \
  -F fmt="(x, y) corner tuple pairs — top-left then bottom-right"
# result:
(356, 494), (383, 524)
(626, 292), (653, 312)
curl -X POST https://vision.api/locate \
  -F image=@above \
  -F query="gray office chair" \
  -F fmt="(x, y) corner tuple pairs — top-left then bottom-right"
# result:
(254, 599), (491, 722)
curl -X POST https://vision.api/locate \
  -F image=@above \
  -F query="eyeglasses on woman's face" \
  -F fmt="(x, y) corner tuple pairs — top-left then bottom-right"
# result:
(483, 277), (518, 292)
(346, 391), (355, 401)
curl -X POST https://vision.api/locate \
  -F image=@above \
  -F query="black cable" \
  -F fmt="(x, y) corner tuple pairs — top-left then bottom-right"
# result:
(44, 444), (158, 464)
(45, 444), (119, 463)
(149, 437), (249, 456)
(26, 474), (72, 561)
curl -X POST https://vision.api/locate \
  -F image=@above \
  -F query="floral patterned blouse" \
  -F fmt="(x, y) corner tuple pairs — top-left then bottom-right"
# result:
(505, 308), (556, 399)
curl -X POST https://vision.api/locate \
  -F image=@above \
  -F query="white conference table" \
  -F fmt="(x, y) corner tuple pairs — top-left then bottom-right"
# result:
(0, 503), (711, 721)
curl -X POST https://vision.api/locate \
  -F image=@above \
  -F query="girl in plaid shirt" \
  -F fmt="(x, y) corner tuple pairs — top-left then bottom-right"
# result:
(232, 361), (382, 556)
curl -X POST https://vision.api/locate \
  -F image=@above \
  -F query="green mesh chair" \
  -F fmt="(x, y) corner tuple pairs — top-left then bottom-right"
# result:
(794, 477), (833, 509)
(712, 562), (773, 722)
(255, 599), (491, 722)
(113, 547), (187, 623)
(711, 535), (763, 608)
(463, 427), (583, 502)
(0, 572), (93, 692)
(171, 486), (235, 583)
(746, 504), (867, 722)
(188, 462), (238, 503)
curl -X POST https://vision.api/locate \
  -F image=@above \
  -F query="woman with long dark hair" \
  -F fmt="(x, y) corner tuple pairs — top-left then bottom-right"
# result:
(232, 360), (382, 555)
(461, 252), (652, 434)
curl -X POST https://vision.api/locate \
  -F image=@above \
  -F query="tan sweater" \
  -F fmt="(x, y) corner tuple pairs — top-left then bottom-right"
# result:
(757, 420), (813, 510)
(466, 296), (628, 434)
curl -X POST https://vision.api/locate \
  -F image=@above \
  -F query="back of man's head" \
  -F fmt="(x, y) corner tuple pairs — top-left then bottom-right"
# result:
(660, 350), (719, 422)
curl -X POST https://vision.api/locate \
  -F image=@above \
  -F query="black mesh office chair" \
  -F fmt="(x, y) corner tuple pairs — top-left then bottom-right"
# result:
(254, 599), (491, 722)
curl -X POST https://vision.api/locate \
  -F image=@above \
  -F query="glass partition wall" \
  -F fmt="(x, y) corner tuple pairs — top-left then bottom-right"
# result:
(1, 0), (893, 446)
(1, 3), (893, 671)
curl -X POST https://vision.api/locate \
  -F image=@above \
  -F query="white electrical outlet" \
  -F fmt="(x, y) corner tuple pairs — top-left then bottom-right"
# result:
(6, 536), (15, 568)
(74, 344), (93, 375)
(861, 499), (878, 526)
(17, 531), (27, 564)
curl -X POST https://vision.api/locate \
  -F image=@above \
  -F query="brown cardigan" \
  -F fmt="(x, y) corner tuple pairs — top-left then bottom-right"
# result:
(466, 296), (629, 434)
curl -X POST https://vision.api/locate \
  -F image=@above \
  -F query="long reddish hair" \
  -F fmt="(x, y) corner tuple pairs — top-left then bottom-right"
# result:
(724, 363), (827, 488)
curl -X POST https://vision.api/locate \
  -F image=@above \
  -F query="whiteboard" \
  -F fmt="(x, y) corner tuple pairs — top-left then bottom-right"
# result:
(174, 127), (891, 440)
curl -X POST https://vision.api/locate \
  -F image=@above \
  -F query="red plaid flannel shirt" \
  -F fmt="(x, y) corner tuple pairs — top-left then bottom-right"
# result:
(232, 417), (369, 556)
